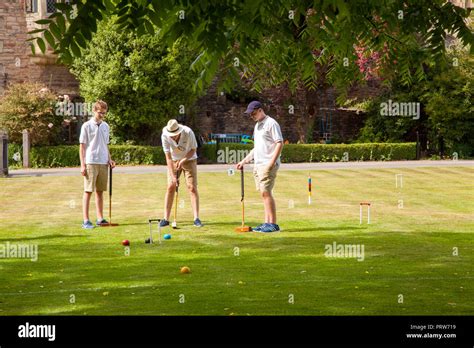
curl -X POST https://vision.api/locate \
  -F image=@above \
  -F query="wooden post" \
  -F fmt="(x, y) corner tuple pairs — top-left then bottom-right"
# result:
(22, 129), (30, 168)
(416, 131), (420, 160)
(0, 130), (8, 177)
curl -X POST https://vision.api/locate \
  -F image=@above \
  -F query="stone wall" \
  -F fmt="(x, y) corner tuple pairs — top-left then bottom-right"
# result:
(193, 80), (383, 143)
(0, 0), (79, 96)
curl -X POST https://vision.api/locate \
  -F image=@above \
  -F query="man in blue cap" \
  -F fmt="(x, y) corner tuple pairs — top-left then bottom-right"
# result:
(236, 101), (283, 232)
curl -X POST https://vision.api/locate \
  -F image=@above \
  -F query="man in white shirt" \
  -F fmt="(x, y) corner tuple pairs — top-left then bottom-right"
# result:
(237, 101), (283, 232)
(160, 119), (202, 227)
(79, 100), (116, 229)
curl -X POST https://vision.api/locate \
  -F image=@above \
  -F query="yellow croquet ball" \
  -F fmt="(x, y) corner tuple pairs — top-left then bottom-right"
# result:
(180, 266), (191, 274)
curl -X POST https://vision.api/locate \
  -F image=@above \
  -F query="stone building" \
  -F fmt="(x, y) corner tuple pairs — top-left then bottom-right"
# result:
(0, 0), (78, 96)
(193, 80), (383, 144)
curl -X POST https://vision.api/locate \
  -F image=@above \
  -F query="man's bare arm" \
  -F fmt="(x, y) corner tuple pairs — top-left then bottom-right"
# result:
(267, 141), (283, 169)
(80, 143), (87, 176)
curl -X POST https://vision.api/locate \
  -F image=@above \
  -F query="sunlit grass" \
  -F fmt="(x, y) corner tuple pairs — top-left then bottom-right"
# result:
(0, 166), (473, 315)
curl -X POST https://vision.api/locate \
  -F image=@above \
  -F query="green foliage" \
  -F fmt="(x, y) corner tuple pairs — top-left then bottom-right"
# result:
(357, 47), (474, 156)
(213, 143), (416, 162)
(281, 143), (416, 162)
(7, 143), (22, 168)
(356, 96), (420, 143)
(71, 20), (200, 144)
(22, 145), (165, 168)
(422, 49), (474, 157)
(31, 0), (474, 94)
(0, 83), (61, 146)
(109, 145), (165, 165)
(30, 145), (80, 168)
(11, 143), (415, 168)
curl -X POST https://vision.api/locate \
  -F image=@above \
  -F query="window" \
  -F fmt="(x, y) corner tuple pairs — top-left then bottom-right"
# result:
(25, 0), (38, 13)
(46, 0), (57, 14)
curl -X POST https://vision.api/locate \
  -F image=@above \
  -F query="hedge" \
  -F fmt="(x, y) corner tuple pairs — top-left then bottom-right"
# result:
(7, 143), (416, 168)
(212, 143), (416, 163)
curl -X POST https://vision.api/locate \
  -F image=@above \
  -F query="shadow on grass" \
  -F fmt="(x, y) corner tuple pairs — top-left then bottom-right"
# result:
(0, 234), (88, 242)
(114, 222), (150, 227)
(194, 221), (239, 227)
(283, 226), (364, 233)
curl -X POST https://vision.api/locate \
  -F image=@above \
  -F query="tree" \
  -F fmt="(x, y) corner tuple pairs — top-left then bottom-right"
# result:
(29, 0), (473, 94)
(356, 46), (474, 157)
(0, 83), (60, 145)
(422, 48), (474, 156)
(71, 20), (200, 144)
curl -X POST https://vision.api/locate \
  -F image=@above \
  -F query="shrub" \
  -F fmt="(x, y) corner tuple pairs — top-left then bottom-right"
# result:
(0, 83), (60, 146)
(9, 143), (416, 168)
(279, 143), (416, 162)
(71, 20), (201, 145)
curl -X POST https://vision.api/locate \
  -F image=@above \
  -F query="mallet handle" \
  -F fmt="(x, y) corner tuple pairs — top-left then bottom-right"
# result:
(109, 165), (112, 196)
(240, 167), (244, 201)
(240, 167), (245, 227)
(173, 168), (181, 223)
(109, 166), (112, 223)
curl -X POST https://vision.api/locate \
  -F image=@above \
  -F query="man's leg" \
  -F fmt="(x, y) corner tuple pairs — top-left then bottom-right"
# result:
(258, 164), (279, 225)
(188, 184), (199, 220)
(163, 163), (178, 221)
(83, 192), (92, 221)
(184, 160), (199, 220)
(262, 190), (277, 224)
(95, 191), (104, 220)
(82, 164), (95, 222)
(164, 182), (176, 220)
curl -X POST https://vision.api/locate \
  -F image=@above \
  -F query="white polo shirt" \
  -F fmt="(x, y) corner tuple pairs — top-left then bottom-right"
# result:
(161, 125), (198, 161)
(253, 115), (283, 166)
(79, 118), (110, 165)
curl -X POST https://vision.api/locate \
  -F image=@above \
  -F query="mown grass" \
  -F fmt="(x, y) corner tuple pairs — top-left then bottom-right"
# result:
(0, 166), (472, 315)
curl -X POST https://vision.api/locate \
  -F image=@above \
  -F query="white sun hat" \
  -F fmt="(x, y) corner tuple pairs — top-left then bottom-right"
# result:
(163, 119), (184, 137)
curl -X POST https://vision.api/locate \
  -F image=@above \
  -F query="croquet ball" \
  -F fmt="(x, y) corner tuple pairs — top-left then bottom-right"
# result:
(164, 234), (171, 240)
(180, 266), (191, 274)
(122, 240), (130, 246)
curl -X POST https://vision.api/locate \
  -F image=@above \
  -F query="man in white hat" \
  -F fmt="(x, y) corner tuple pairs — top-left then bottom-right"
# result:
(160, 119), (202, 227)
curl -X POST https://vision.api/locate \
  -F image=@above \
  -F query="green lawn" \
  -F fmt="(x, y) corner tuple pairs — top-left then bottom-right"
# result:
(0, 166), (473, 315)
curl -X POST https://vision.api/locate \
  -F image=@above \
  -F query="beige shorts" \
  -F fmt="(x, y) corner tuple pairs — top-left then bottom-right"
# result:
(253, 163), (279, 192)
(84, 164), (108, 192)
(167, 159), (198, 188)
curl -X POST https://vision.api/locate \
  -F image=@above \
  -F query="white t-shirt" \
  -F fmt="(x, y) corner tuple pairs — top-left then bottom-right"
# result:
(253, 115), (283, 166)
(161, 125), (198, 161)
(79, 118), (110, 165)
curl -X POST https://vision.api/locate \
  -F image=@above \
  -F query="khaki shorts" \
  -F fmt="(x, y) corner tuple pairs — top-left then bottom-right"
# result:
(167, 159), (198, 188)
(84, 164), (108, 192)
(253, 163), (279, 192)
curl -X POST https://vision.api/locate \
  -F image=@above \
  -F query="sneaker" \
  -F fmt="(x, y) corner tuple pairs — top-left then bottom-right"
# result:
(194, 218), (203, 227)
(96, 218), (108, 226)
(160, 219), (170, 227)
(252, 223), (266, 232)
(82, 220), (94, 229)
(259, 223), (280, 233)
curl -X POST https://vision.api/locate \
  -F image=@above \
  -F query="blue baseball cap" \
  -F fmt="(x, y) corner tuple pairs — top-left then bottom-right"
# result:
(244, 100), (262, 114)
